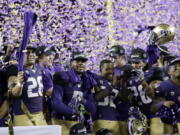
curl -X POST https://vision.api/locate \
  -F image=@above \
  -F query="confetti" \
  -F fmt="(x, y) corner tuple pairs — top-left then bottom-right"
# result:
(0, 0), (179, 72)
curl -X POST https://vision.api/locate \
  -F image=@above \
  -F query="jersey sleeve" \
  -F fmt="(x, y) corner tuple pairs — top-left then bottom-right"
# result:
(42, 69), (53, 92)
(51, 84), (74, 116)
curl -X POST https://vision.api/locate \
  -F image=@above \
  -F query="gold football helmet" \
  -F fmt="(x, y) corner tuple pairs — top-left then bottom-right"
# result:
(149, 24), (175, 45)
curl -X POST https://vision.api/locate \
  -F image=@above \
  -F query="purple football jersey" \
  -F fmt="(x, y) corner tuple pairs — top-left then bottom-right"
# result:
(93, 75), (120, 121)
(113, 67), (130, 121)
(52, 69), (96, 121)
(157, 79), (180, 102)
(12, 66), (50, 115)
(53, 64), (63, 73)
(36, 64), (53, 91)
(129, 84), (153, 119)
(157, 79), (180, 122)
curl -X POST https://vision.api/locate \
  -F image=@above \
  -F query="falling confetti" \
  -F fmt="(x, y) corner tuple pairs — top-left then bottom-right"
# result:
(0, 0), (179, 72)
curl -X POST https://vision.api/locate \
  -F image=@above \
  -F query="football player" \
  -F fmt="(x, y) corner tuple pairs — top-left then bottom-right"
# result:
(36, 46), (52, 67)
(36, 46), (53, 96)
(7, 45), (52, 126)
(0, 45), (19, 127)
(129, 48), (152, 118)
(127, 48), (153, 135)
(109, 45), (129, 135)
(50, 46), (63, 72)
(36, 46), (54, 124)
(92, 59), (120, 135)
(154, 57), (180, 134)
(146, 67), (165, 135)
(51, 51), (96, 135)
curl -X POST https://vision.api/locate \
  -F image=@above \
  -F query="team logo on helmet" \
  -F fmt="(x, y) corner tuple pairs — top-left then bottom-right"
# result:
(149, 24), (175, 46)
(128, 107), (148, 135)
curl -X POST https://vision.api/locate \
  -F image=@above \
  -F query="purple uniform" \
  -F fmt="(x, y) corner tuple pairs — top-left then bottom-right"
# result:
(157, 79), (180, 123)
(36, 64), (53, 91)
(10, 65), (50, 115)
(129, 83), (153, 119)
(44, 65), (62, 87)
(93, 75), (120, 121)
(43, 66), (58, 121)
(116, 102), (130, 121)
(52, 68), (96, 120)
(53, 64), (63, 73)
(114, 67), (130, 121)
